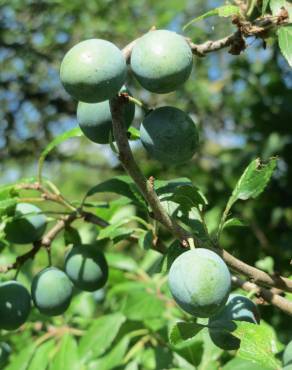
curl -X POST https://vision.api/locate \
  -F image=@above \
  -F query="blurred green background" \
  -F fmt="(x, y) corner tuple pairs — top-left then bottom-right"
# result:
(0, 0), (291, 369)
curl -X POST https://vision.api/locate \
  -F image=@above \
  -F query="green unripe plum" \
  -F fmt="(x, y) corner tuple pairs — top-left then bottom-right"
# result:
(77, 87), (135, 144)
(31, 267), (73, 316)
(0, 281), (31, 330)
(4, 203), (46, 244)
(283, 340), (292, 366)
(130, 30), (193, 93)
(64, 245), (108, 292)
(92, 288), (106, 303)
(0, 342), (11, 368)
(168, 249), (231, 317)
(60, 39), (127, 103)
(208, 294), (260, 350)
(140, 106), (199, 164)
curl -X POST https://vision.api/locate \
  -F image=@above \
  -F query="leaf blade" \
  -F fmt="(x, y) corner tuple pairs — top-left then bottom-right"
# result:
(232, 321), (281, 369)
(49, 334), (79, 370)
(38, 127), (82, 183)
(278, 26), (292, 68)
(183, 5), (240, 30)
(79, 313), (126, 363)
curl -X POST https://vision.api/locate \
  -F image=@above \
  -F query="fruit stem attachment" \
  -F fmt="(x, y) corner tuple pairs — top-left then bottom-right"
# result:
(127, 96), (150, 113)
(47, 249), (52, 267)
(188, 238), (196, 249)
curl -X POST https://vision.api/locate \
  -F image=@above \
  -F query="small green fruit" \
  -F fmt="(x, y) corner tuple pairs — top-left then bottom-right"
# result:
(77, 87), (135, 144)
(168, 248), (231, 317)
(0, 281), (31, 330)
(31, 267), (73, 316)
(92, 288), (106, 303)
(131, 30), (193, 93)
(0, 342), (11, 368)
(283, 340), (292, 366)
(4, 203), (46, 244)
(208, 294), (260, 350)
(140, 106), (199, 164)
(60, 39), (127, 103)
(64, 245), (108, 292)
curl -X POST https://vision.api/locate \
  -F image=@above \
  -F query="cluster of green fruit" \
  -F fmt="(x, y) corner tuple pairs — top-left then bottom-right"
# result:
(0, 203), (108, 331)
(60, 30), (199, 165)
(168, 249), (261, 350)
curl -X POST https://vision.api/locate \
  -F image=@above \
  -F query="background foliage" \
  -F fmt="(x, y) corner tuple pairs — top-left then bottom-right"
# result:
(0, 0), (291, 369)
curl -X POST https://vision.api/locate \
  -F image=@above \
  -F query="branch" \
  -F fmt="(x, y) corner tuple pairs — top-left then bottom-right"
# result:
(232, 276), (292, 317)
(109, 94), (292, 315)
(188, 31), (245, 56)
(222, 249), (292, 292)
(0, 243), (42, 273)
(17, 182), (76, 212)
(123, 13), (289, 61)
(41, 214), (76, 247)
(123, 31), (244, 61)
(3, 182), (292, 314)
(109, 95), (192, 244)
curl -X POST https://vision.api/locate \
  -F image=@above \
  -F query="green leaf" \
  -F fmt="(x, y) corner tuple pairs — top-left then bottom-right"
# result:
(270, 0), (286, 14)
(38, 127), (83, 183)
(49, 334), (79, 370)
(64, 226), (82, 245)
(89, 336), (130, 370)
(169, 322), (206, 347)
(97, 217), (138, 242)
(128, 126), (140, 140)
(255, 256), (274, 274)
(165, 184), (208, 213)
(183, 5), (240, 30)
(122, 289), (165, 321)
(0, 185), (19, 201)
(106, 252), (138, 272)
(198, 329), (223, 370)
(138, 230), (154, 250)
(0, 185), (19, 219)
(231, 158), (277, 202)
(183, 9), (221, 29)
(28, 340), (55, 370)
(224, 157), (276, 216)
(79, 313), (126, 363)
(222, 217), (247, 230)
(108, 281), (144, 300)
(218, 158), (276, 239)
(262, 0), (270, 14)
(6, 343), (37, 370)
(125, 361), (139, 370)
(232, 321), (281, 369)
(161, 240), (186, 273)
(169, 323), (205, 366)
(278, 26), (292, 68)
(218, 5), (241, 17)
(155, 178), (192, 195)
(222, 357), (272, 370)
(84, 176), (147, 210)
(0, 198), (17, 217)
